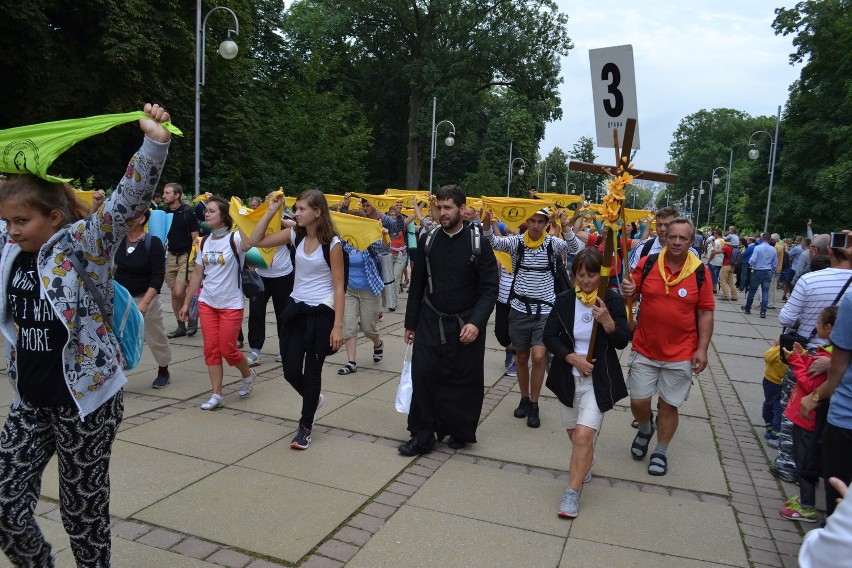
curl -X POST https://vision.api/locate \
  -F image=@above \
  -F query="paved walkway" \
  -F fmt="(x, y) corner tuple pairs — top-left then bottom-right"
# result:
(0, 294), (814, 567)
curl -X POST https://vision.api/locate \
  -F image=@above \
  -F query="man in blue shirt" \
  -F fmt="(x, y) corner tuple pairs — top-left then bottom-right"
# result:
(742, 232), (777, 317)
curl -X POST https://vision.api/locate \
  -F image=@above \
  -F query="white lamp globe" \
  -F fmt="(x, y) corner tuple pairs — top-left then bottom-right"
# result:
(218, 38), (239, 59)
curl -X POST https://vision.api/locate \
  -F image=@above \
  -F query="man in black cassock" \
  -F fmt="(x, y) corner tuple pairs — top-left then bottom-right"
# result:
(399, 185), (498, 455)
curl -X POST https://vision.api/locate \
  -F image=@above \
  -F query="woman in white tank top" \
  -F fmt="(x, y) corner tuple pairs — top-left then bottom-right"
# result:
(248, 190), (345, 450)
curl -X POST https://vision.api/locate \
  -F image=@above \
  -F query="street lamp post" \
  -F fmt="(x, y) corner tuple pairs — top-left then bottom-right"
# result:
(697, 181), (711, 226)
(709, 165), (729, 227)
(428, 97), (456, 194)
(507, 150), (526, 197)
(566, 182), (576, 194)
(195, 2), (240, 197)
(546, 173), (557, 190)
(748, 105), (781, 233)
(691, 188), (703, 220)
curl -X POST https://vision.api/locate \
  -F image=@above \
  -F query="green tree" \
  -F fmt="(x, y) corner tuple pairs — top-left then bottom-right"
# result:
(771, 1), (852, 232)
(566, 136), (606, 200)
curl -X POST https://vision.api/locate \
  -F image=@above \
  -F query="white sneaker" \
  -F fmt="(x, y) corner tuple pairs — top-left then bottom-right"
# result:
(239, 370), (257, 398)
(275, 353), (283, 363)
(201, 394), (224, 411)
(246, 352), (262, 367)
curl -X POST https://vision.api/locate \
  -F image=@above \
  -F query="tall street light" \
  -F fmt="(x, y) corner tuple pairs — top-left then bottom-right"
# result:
(697, 181), (711, 226)
(710, 165), (729, 227)
(748, 105), (781, 233)
(428, 97), (456, 194)
(195, 2), (240, 197)
(546, 173), (557, 190)
(691, 188), (703, 220)
(566, 182), (576, 194)
(507, 154), (526, 197)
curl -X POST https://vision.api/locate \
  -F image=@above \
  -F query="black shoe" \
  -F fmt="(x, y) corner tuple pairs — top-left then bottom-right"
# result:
(527, 403), (540, 428)
(167, 326), (186, 339)
(398, 437), (434, 456)
(447, 436), (467, 450)
(186, 318), (198, 337)
(151, 374), (170, 389)
(514, 396), (531, 418)
(740, 306), (751, 315)
(760, 313), (766, 318)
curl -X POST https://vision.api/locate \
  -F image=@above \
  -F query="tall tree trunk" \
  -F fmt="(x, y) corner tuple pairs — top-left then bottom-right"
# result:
(406, 91), (426, 190)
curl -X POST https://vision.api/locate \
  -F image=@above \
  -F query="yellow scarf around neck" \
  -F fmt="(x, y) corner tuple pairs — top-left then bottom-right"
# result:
(523, 230), (546, 249)
(657, 248), (703, 294)
(575, 285), (598, 307)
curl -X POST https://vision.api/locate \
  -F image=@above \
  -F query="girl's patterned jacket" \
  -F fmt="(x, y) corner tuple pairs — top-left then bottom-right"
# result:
(0, 136), (169, 419)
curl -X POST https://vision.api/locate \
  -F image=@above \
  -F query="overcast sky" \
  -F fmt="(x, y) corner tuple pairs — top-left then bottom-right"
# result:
(543, 0), (802, 173)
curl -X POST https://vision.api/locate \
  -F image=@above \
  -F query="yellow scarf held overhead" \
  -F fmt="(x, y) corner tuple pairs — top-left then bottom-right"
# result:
(494, 250), (514, 274)
(0, 110), (182, 183)
(228, 197), (281, 266)
(575, 285), (598, 307)
(533, 193), (584, 208)
(480, 196), (555, 232)
(657, 248), (704, 295)
(330, 211), (384, 251)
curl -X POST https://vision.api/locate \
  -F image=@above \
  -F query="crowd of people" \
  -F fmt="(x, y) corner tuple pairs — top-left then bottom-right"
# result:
(0, 102), (850, 563)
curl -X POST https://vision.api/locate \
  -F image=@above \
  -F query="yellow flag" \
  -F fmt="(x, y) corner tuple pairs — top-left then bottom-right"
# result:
(352, 193), (400, 212)
(74, 189), (96, 208)
(330, 211), (383, 251)
(581, 204), (652, 226)
(192, 192), (213, 203)
(481, 196), (555, 232)
(495, 250), (514, 274)
(384, 188), (424, 195)
(533, 193), (584, 208)
(229, 197), (281, 266)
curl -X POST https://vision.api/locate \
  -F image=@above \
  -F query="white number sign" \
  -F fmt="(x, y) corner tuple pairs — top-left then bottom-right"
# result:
(589, 44), (639, 149)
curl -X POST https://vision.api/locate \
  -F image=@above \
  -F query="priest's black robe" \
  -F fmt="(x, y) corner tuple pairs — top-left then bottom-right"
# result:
(404, 222), (498, 446)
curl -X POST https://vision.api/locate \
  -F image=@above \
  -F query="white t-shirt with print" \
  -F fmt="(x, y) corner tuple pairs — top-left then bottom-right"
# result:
(572, 298), (594, 377)
(255, 244), (293, 278)
(196, 232), (245, 310)
(290, 236), (341, 308)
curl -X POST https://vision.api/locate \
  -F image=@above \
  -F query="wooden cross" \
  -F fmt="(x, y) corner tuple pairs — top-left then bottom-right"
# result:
(568, 118), (679, 361)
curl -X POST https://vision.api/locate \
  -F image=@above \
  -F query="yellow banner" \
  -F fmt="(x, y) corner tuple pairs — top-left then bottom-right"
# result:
(481, 196), (555, 232)
(495, 250), (514, 274)
(352, 193), (401, 213)
(582, 205), (652, 225)
(330, 211), (384, 251)
(74, 189), (96, 207)
(384, 188), (424, 195)
(229, 197), (281, 266)
(533, 193), (584, 208)
(192, 192), (213, 203)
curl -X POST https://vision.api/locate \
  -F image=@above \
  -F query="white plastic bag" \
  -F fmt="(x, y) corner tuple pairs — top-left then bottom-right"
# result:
(395, 344), (413, 413)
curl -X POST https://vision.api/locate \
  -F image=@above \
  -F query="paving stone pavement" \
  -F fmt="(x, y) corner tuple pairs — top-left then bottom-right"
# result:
(0, 290), (816, 567)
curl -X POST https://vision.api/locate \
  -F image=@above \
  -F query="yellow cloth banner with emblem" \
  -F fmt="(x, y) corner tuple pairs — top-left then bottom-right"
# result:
(352, 193), (401, 213)
(481, 196), (555, 232)
(330, 211), (383, 251)
(229, 197), (280, 266)
(532, 193), (584, 208)
(494, 250), (513, 274)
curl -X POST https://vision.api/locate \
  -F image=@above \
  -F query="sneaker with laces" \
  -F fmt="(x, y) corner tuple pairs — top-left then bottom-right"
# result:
(201, 394), (224, 410)
(505, 359), (517, 377)
(558, 488), (580, 519)
(779, 495), (818, 522)
(527, 403), (541, 428)
(152, 374), (170, 389)
(291, 425), (312, 449)
(239, 370), (257, 398)
(246, 351), (262, 367)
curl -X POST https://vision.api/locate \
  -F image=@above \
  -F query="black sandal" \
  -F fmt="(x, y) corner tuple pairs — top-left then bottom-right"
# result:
(631, 411), (655, 429)
(373, 341), (384, 363)
(630, 425), (655, 460)
(648, 453), (668, 476)
(338, 362), (357, 375)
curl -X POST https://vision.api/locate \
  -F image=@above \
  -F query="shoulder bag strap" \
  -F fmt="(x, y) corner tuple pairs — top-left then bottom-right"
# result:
(65, 239), (113, 330)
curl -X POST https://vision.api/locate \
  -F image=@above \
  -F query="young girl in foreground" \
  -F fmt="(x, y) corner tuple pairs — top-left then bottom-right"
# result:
(0, 104), (171, 567)
(249, 190), (345, 449)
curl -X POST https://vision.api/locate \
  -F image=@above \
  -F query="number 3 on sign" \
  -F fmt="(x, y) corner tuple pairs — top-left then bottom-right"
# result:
(589, 45), (640, 150)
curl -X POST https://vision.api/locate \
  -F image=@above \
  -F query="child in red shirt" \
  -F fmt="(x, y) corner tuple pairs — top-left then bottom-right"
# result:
(779, 305), (838, 523)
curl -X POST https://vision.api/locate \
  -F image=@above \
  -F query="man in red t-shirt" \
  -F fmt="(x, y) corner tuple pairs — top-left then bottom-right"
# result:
(620, 218), (715, 476)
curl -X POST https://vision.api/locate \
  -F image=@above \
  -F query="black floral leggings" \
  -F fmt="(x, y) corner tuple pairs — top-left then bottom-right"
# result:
(0, 392), (122, 568)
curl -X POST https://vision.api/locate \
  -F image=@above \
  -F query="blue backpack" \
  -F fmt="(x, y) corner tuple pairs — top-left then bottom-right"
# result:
(66, 244), (145, 370)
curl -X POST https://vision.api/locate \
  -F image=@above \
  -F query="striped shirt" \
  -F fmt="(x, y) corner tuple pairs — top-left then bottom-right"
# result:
(779, 268), (852, 348)
(486, 230), (583, 315)
(497, 264), (513, 304)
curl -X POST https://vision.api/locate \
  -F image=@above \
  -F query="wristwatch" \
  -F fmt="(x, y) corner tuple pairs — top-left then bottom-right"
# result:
(811, 392), (822, 403)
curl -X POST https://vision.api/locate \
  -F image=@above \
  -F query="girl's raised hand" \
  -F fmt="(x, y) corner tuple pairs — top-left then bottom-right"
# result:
(139, 103), (171, 143)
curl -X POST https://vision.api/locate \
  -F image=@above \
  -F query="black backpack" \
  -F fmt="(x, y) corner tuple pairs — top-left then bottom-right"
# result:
(291, 233), (350, 292)
(511, 237), (572, 298)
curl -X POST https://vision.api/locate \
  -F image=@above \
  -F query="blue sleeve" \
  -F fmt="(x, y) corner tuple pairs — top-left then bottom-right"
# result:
(831, 294), (852, 351)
